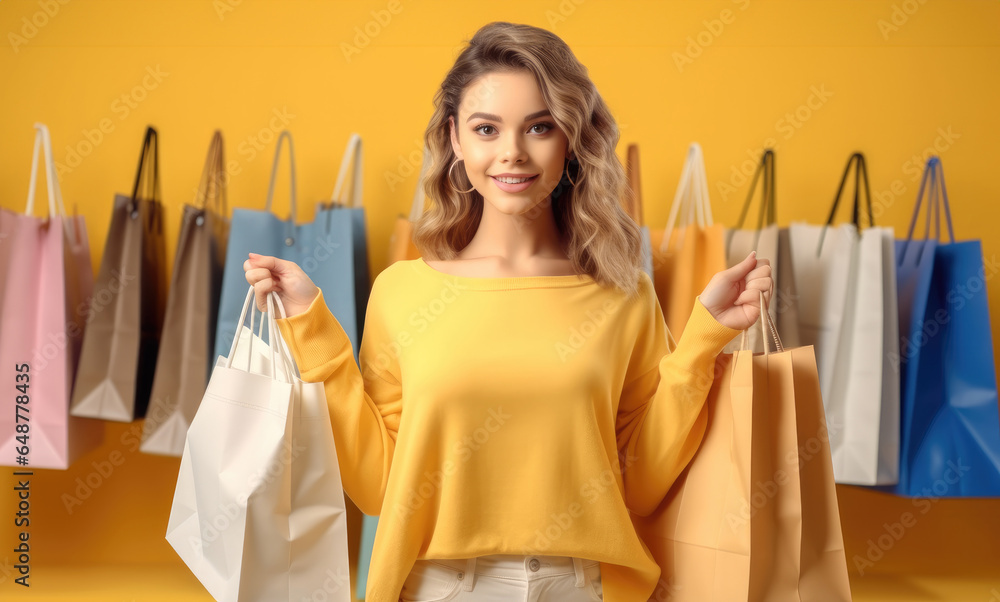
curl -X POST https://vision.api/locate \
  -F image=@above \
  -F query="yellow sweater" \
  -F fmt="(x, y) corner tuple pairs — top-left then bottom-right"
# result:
(274, 257), (741, 601)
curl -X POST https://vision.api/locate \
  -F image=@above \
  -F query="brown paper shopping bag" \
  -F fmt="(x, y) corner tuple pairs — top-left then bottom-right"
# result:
(71, 126), (168, 422)
(632, 292), (851, 601)
(141, 130), (229, 454)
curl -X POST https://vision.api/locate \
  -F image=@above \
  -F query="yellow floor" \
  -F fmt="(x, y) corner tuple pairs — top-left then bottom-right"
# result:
(5, 562), (999, 601)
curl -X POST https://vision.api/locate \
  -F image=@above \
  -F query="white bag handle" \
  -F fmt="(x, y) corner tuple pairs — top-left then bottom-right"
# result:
(24, 123), (79, 244)
(330, 133), (364, 208)
(267, 291), (301, 381)
(227, 287), (297, 383)
(660, 143), (715, 253)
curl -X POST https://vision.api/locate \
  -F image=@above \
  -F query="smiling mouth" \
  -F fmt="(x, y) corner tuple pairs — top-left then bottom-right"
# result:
(491, 175), (539, 184)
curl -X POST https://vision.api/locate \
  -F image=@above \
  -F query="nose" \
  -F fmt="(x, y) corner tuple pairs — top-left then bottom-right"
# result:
(500, 134), (526, 164)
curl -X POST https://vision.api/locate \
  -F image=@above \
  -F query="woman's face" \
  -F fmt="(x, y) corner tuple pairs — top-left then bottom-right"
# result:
(449, 71), (571, 216)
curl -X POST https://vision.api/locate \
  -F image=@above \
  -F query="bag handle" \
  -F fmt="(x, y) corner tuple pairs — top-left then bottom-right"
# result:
(226, 287), (296, 383)
(329, 133), (364, 209)
(736, 289), (783, 358)
(24, 124), (84, 246)
(25, 124), (61, 218)
(660, 143), (715, 253)
(815, 152), (873, 256)
(625, 144), (644, 225)
(408, 145), (432, 222)
(195, 130), (228, 216)
(264, 130), (297, 219)
(129, 126), (162, 213)
(266, 293), (299, 382)
(726, 149), (776, 252)
(904, 156), (955, 244)
(930, 159), (954, 243)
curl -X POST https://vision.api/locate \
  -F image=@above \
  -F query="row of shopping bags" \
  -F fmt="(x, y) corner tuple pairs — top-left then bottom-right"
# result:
(628, 142), (1000, 495)
(0, 124), (373, 467)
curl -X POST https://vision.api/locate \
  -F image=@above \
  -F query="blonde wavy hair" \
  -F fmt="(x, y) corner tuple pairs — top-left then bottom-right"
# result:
(411, 21), (644, 298)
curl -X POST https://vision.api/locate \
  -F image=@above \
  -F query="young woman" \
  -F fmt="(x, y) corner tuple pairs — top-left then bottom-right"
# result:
(245, 21), (771, 602)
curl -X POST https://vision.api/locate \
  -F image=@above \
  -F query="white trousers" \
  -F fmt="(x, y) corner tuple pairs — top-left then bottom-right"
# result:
(400, 554), (604, 602)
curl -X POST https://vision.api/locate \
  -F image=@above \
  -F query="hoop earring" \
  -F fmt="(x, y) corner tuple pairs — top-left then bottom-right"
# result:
(448, 159), (476, 194)
(564, 156), (576, 186)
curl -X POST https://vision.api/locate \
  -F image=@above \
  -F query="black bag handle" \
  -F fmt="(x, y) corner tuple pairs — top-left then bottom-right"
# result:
(727, 148), (775, 251)
(129, 126), (162, 213)
(816, 152), (873, 255)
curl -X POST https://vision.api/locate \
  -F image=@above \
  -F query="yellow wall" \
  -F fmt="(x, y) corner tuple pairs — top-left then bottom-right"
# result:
(1, 0), (999, 599)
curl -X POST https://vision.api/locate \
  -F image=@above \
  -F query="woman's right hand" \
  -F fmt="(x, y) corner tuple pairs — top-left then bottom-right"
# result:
(243, 253), (320, 318)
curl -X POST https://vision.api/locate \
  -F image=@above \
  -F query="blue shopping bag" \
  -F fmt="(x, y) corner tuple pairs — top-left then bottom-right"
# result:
(883, 157), (1000, 497)
(214, 131), (369, 366)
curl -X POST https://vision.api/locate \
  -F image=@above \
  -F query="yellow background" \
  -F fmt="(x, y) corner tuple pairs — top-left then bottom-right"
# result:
(1, 0), (999, 600)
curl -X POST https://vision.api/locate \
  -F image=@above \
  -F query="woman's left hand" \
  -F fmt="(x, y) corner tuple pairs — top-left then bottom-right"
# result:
(698, 251), (774, 331)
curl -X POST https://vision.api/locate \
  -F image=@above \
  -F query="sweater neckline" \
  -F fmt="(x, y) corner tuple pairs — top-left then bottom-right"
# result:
(414, 257), (597, 290)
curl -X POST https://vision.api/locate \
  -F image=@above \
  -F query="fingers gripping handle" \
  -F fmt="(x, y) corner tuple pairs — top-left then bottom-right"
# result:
(225, 286), (299, 382)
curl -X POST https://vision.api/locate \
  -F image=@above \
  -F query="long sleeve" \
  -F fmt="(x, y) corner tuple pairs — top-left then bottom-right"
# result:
(616, 276), (741, 517)
(275, 282), (401, 516)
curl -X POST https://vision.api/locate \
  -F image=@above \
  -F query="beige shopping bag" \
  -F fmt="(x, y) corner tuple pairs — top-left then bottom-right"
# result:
(632, 292), (851, 601)
(141, 130), (230, 455)
(71, 126), (168, 422)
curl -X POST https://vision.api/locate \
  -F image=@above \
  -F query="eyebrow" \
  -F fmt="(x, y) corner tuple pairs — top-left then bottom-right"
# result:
(466, 109), (552, 123)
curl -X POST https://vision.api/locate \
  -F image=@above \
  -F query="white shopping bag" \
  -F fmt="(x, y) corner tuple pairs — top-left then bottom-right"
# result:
(166, 287), (351, 602)
(788, 211), (900, 485)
